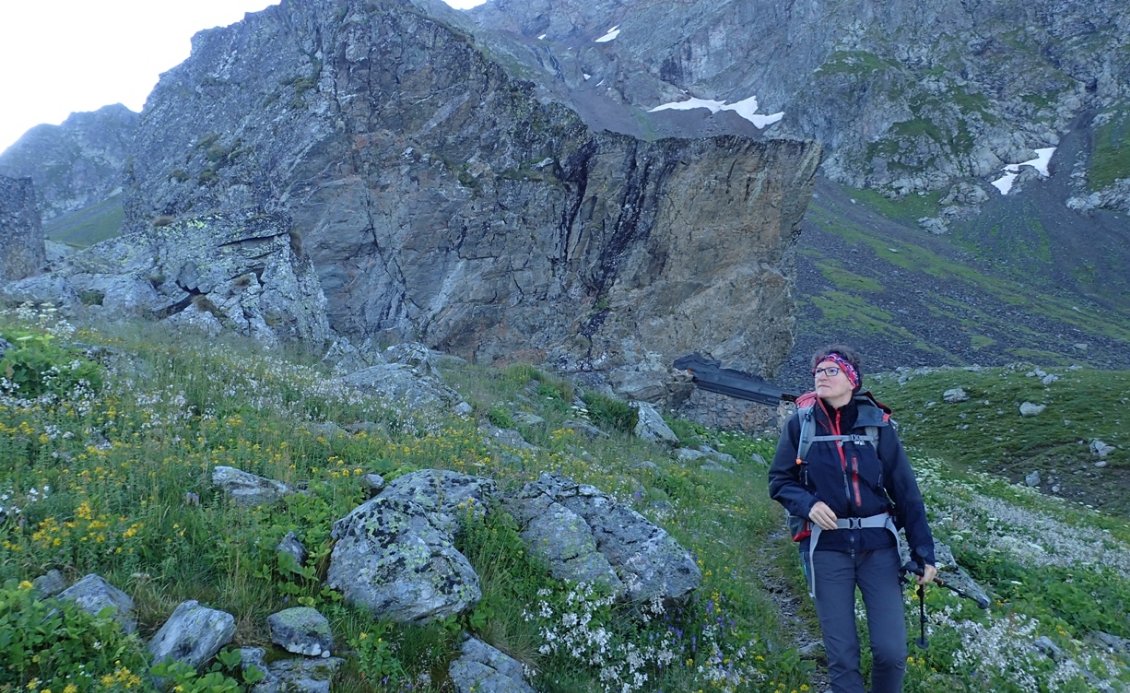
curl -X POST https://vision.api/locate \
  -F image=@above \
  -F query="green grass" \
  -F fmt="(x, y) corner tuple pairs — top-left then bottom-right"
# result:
(815, 260), (884, 293)
(1090, 102), (1130, 190)
(872, 366), (1130, 517)
(814, 50), (899, 76)
(1, 309), (1127, 691)
(43, 194), (124, 248)
(834, 187), (942, 226)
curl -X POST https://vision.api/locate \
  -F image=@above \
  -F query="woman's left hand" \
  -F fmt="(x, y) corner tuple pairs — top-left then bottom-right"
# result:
(918, 564), (937, 585)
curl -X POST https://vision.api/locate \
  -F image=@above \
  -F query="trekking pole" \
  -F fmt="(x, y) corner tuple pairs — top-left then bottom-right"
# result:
(915, 582), (927, 649)
(901, 561), (929, 648)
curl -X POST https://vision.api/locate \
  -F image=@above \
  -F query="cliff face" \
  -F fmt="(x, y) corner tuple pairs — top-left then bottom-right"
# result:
(0, 176), (46, 282)
(122, 0), (820, 393)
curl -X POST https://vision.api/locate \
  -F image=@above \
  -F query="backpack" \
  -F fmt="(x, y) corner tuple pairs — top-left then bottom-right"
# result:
(786, 392), (882, 542)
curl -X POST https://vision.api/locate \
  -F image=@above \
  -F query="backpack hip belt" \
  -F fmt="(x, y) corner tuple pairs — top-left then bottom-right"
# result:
(805, 512), (898, 598)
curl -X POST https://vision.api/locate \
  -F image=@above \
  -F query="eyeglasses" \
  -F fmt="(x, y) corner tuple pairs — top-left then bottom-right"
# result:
(813, 366), (841, 377)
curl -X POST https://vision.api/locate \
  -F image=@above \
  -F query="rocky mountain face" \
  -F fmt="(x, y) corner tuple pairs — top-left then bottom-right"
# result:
(0, 105), (138, 222)
(0, 176), (46, 282)
(4, 0), (1128, 402)
(117, 0), (820, 400)
(469, 0), (1130, 217)
(464, 0), (1130, 377)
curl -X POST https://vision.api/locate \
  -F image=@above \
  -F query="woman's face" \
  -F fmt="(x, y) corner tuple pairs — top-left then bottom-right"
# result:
(813, 359), (853, 405)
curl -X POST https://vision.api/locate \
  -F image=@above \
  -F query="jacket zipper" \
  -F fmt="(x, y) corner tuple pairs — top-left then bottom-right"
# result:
(831, 410), (853, 505)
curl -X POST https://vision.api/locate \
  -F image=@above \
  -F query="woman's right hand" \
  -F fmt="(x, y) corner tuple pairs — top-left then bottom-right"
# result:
(808, 501), (838, 530)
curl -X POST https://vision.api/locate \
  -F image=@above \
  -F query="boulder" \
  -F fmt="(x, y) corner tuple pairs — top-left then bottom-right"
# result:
(267, 607), (333, 658)
(5, 210), (329, 346)
(327, 470), (495, 623)
(505, 481), (623, 594)
(336, 363), (466, 418)
(212, 465), (293, 506)
(1090, 439), (1115, 458)
(148, 600), (236, 671)
(276, 531), (308, 568)
(238, 647), (343, 693)
(943, 387), (969, 403)
(633, 401), (679, 446)
(449, 635), (536, 693)
(509, 473), (701, 603)
(57, 574), (137, 634)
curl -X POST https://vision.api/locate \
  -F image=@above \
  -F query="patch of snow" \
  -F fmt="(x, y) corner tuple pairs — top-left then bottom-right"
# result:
(991, 146), (1055, 195)
(650, 97), (727, 113)
(648, 94), (784, 129)
(595, 26), (620, 43)
(1023, 147), (1055, 176)
(992, 171), (1018, 195)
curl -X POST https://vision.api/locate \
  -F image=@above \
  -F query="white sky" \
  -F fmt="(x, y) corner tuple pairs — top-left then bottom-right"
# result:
(0, 0), (486, 155)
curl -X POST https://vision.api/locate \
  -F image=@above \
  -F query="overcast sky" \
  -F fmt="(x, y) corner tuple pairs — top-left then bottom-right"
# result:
(0, 0), (486, 154)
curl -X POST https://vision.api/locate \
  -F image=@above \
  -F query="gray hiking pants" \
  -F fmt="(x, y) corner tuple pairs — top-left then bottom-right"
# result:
(811, 547), (907, 693)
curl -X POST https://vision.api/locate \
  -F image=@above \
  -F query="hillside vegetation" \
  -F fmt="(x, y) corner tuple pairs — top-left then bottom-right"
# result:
(787, 174), (1130, 380)
(1, 306), (1128, 692)
(43, 195), (124, 249)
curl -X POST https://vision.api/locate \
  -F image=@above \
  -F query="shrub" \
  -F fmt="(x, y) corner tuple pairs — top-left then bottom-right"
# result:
(0, 331), (103, 400)
(582, 392), (638, 434)
(0, 580), (150, 689)
(486, 405), (516, 429)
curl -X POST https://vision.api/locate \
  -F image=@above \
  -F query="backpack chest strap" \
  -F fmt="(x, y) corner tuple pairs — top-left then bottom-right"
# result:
(808, 433), (877, 446)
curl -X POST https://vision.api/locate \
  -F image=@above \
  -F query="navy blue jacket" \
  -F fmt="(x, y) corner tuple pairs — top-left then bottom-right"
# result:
(769, 392), (936, 566)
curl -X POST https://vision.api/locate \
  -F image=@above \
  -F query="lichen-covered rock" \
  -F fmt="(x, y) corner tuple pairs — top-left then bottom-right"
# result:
(327, 495), (481, 623)
(267, 607), (333, 658)
(505, 482), (623, 594)
(212, 465), (294, 506)
(327, 470), (495, 623)
(449, 635), (536, 693)
(510, 473), (701, 603)
(238, 647), (344, 693)
(335, 363), (466, 418)
(633, 401), (679, 446)
(369, 469), (496, 534)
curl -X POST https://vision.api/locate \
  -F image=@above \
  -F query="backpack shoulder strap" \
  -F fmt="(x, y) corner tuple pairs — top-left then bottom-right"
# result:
(795, 405), (815, 464)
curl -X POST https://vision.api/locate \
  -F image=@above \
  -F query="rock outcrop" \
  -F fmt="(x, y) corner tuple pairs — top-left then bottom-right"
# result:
(506, 472), (702, 603)
(2, 209), (330, 346)
(120, 0), (820, 395)
(0, 175), (46, 281)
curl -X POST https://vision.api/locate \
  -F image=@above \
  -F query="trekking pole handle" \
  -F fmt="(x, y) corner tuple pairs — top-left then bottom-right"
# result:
(902, 561), (989, 609)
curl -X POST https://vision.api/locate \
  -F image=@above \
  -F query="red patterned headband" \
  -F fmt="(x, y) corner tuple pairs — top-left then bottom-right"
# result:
(815, 352), (860, 388)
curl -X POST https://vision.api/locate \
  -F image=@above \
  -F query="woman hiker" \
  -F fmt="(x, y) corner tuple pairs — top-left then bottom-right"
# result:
(768, 345), (937, 692)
